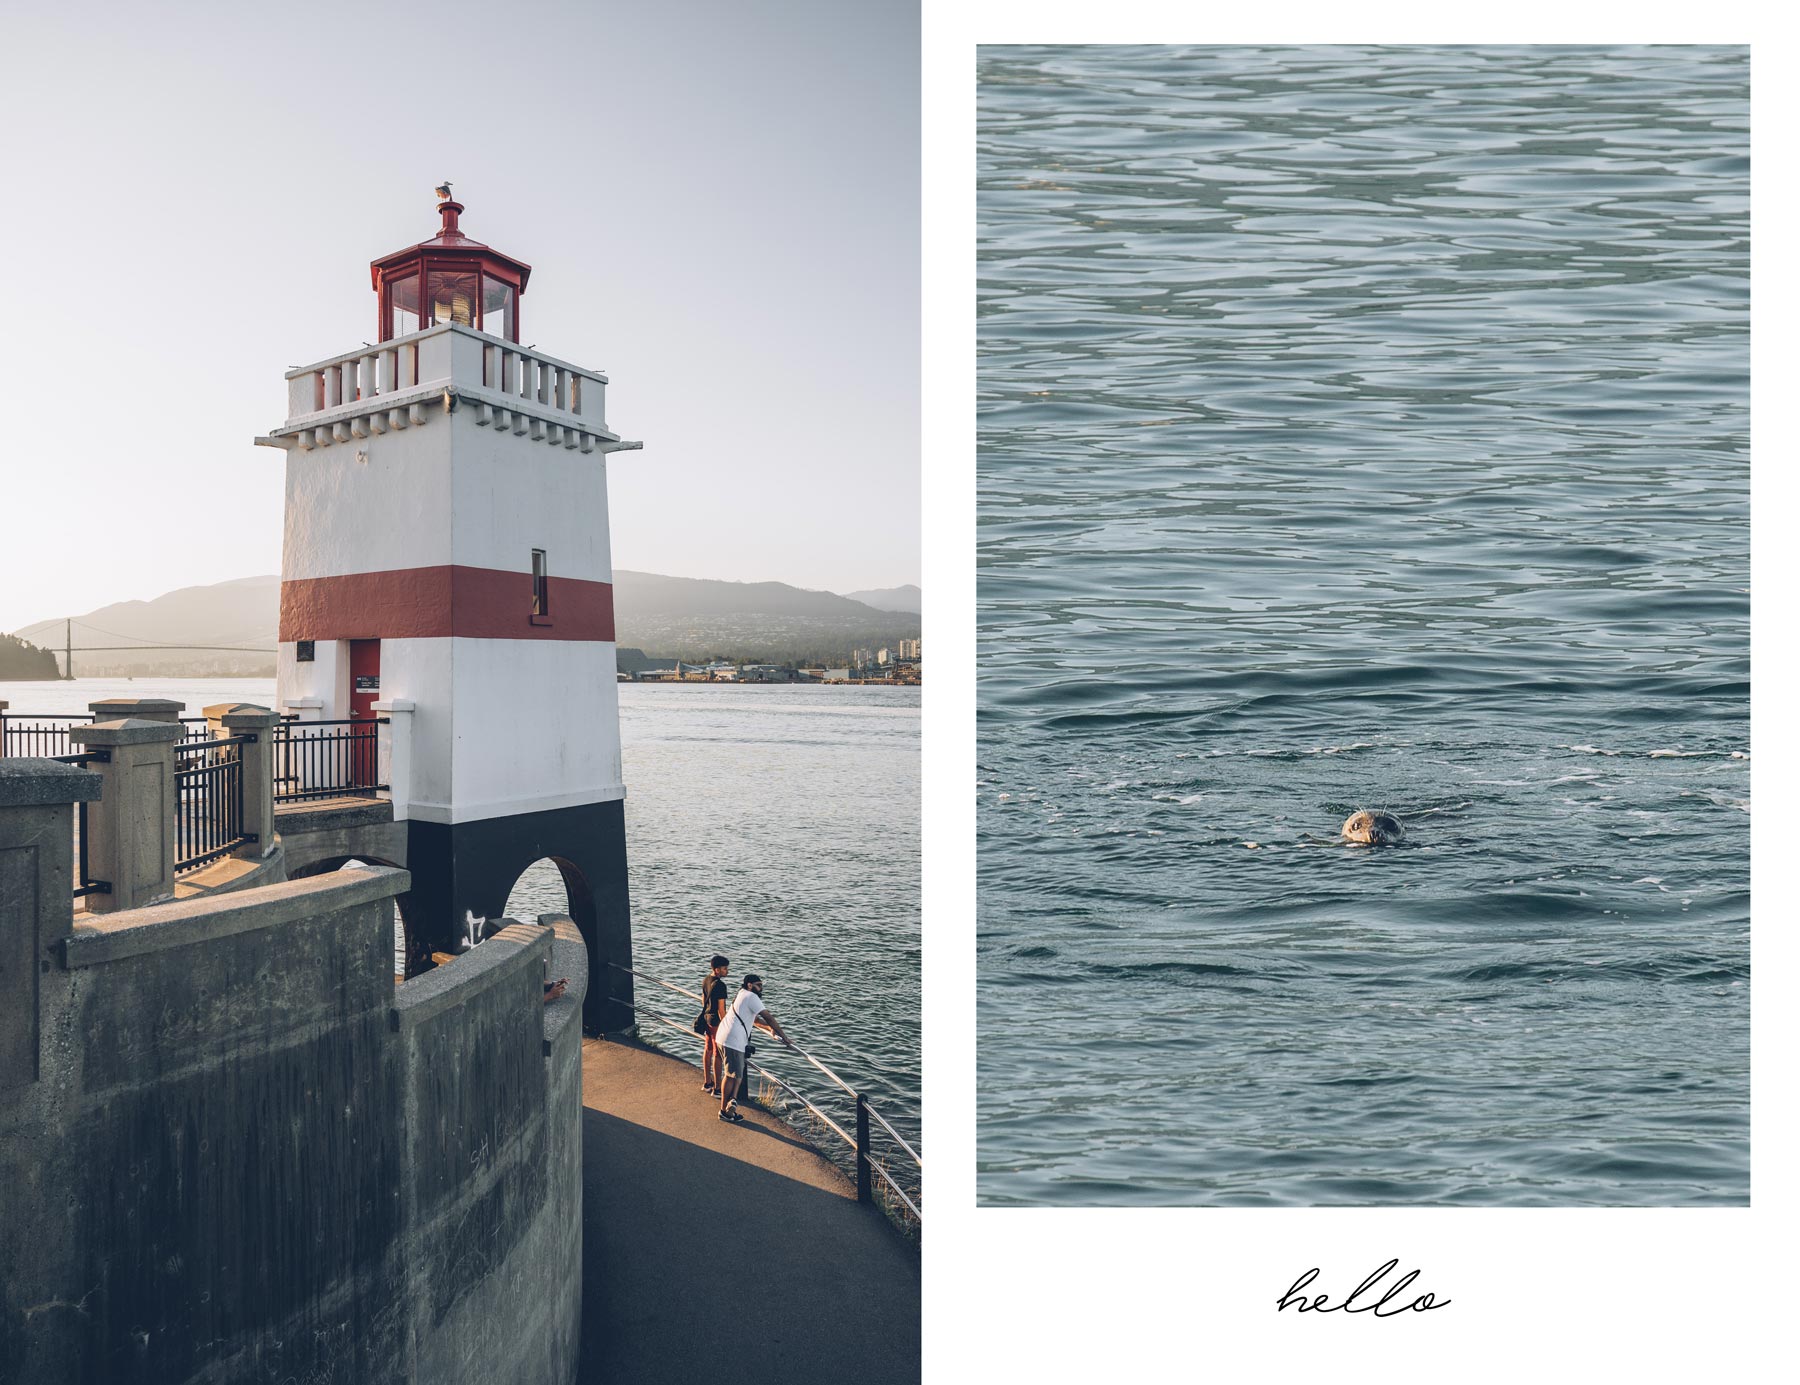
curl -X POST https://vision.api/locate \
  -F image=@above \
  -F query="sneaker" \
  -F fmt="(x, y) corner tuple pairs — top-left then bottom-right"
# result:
(718, 1109), (743, 1123)
(703, 1083), (715, 1094)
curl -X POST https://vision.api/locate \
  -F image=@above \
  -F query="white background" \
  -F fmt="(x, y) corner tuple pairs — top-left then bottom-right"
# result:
(922, 5), (1785, 1379)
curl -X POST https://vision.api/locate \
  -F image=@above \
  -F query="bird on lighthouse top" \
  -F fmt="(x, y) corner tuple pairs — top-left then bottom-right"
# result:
(435, 181), (454, 201)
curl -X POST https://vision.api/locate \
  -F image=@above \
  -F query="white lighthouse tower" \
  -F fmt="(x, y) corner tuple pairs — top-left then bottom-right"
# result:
(259, 192), (639, 1032)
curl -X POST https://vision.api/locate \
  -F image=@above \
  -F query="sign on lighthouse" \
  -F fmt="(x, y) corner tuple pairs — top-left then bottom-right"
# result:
(259, 192), (640, 1034)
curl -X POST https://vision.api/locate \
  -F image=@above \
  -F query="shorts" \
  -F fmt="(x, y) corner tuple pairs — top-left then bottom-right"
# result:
(720, 1046), (747, 1080)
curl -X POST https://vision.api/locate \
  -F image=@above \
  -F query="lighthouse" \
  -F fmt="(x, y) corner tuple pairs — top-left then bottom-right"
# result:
(259, 192), (639, 1033)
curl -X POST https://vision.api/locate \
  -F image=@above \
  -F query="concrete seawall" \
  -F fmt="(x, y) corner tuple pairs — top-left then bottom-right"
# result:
(0, 845), (586, 1385)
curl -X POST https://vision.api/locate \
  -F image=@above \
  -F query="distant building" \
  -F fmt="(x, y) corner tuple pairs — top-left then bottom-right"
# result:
(899, 638), (920, 660)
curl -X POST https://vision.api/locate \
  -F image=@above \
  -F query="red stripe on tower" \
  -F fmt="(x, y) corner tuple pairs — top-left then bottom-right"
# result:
(280, 566), (615, 642)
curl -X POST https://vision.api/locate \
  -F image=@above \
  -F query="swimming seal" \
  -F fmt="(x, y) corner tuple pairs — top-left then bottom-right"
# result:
(1342, 810), (1404, 845)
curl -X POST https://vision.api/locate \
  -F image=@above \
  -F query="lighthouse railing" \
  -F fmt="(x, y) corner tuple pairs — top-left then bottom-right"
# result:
(281, 325), (607, 440)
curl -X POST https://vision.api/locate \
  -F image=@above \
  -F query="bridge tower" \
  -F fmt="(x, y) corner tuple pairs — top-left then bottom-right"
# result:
(260, 192), (639, 1033)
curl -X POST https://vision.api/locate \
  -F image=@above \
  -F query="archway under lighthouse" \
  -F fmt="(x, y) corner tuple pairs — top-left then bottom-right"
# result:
(399, 799), (635, 1036)
(501, 854), (633, 1036)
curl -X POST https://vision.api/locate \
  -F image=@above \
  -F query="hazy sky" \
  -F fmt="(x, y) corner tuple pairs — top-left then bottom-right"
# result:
(0, 0), (919, 634)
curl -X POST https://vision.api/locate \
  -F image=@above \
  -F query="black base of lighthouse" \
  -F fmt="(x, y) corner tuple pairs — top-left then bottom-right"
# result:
(401, 799), (634, 1036)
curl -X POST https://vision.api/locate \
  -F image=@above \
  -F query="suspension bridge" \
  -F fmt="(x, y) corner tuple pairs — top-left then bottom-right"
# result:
(21, 618), (275, 677)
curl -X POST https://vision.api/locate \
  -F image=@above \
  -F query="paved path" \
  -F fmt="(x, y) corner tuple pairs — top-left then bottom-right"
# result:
(578, 1037), (920, 1385)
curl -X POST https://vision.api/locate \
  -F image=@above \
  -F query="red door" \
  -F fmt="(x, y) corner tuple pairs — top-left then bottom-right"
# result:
(349, 640), (382, 719)
(349, 640), (381, 786)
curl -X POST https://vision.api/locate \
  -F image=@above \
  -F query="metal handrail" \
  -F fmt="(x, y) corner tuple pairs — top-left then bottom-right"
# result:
(791, 1042), (858, 1100)
(782, 1038), (921, 1168)
(864, 1102), (923, 1170)
(754, 1051), (921, 1218)
(49, 749), (111, 765)
(613, 963), (914, 1144)
(868, 1152), (922, 1221)
(608, 961), (921, 1219)
(629, 968), (704, 1003)
(639, 1012), (857, 1149)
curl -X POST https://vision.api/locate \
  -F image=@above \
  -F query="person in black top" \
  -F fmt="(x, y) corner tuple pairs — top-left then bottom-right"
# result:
(700, 955), (731, 1094)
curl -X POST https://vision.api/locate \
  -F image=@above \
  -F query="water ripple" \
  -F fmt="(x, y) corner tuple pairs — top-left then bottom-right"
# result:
(977, 44), (1747, 1207)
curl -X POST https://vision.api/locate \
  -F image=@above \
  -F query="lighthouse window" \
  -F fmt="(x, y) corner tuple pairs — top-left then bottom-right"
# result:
(532, 549), (549, 617)
(482, 275), (516, 341)
(428, 269), (479, 327)
(388, 273), (420, 337)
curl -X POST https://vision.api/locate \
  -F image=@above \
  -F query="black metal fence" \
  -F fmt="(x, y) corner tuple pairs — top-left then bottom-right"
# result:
(2, 713), (212, 758)
(174, 735), (254, 873)
(272, 719), (386, 803)
(1, 713), (92, 758)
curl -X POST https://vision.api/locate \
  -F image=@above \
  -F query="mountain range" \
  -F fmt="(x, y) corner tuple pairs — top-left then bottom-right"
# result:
(842, 584), (920, 614)
(8, 571), (921, 676)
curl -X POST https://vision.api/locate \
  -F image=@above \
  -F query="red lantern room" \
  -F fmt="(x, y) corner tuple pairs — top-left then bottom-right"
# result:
(370, 190), (531, 343)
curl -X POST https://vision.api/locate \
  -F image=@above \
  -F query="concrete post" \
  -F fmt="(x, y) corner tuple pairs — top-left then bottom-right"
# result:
(203, 701), (264, 740)
(0, 759), (101, 1089)
(68, 718), (184, 914)
(283, 697), (324, 724)
(418, 326), (455, 383)
(372, 699), (414, 821)
(87, 697), (185, 724)
(219, 707), (281, 858)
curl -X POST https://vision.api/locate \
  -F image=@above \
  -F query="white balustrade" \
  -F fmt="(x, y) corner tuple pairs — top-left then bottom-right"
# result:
(281, 325), (607, 438)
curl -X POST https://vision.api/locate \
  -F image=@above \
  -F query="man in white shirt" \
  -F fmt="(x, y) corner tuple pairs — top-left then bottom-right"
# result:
(715, 974), (792, 1123)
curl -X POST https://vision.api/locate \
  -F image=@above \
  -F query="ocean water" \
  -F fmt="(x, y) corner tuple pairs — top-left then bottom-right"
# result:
(0, 677), (921, 1170)
(976, 45), (1748, 1206)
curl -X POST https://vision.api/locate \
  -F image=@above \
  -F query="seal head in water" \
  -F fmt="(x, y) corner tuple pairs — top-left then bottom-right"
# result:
(1342, 809), (1404, 845)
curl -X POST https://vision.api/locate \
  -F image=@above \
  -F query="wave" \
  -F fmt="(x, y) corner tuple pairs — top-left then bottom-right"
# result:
(1450, 954), (1748, 984)
(1088, 960), (1262, 979)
